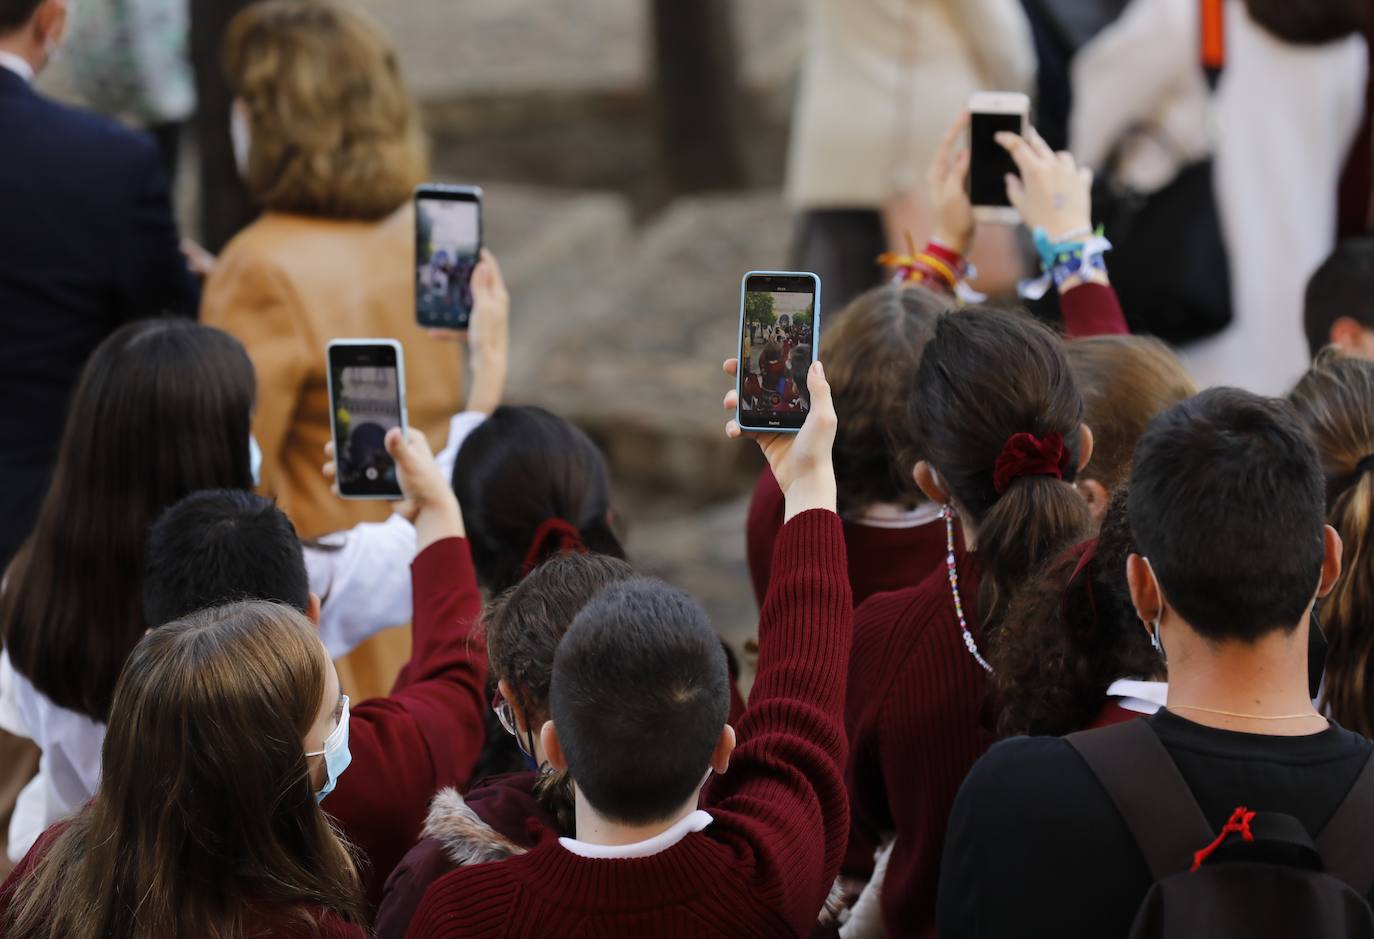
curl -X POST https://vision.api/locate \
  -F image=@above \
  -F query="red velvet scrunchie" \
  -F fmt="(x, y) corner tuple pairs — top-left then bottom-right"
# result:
(992, 431), (1067, 495)
(520, 518), (589, 577)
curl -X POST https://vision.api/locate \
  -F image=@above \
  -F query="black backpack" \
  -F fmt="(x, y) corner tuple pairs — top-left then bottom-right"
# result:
(1068, 719), (1374, 938)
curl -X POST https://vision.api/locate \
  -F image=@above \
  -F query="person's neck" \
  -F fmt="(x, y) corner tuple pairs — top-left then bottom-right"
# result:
(0, 39), (41, 77)
(1165, 613), (1325, 737)
(571, 788), (699, 847)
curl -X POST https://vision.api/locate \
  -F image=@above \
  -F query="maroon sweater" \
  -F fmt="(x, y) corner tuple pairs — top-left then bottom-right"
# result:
(408, 509), (853, 938)
(326, 536), (489, 909)
(845, 549), (991, 939)
(746, 282), (1125, 611)
(0, 823), (367, 938)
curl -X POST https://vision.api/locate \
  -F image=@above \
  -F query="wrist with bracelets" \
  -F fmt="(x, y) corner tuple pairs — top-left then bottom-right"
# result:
(878, 237), (978, 300)
(1033, 226), (1111, 291)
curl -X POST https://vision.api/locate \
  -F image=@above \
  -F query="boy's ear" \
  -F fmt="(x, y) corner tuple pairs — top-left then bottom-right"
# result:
(1329, 317), (1374, 360)
(541, 721), (567, 772)
(914, 461), (949, 504)
(1317, 524), (1344, 599)
(306, 592), (322, 627)
(711, 724), (737, 775)
(1126, 553), (1162, 629)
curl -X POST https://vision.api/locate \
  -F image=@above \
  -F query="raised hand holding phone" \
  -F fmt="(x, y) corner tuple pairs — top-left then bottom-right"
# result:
(995, 126), (1094, 239)
(724, 357), (838, 521)
(384, 426), (464, 552)
(928, 112), (975, 256)
(458, 249), (510, 414)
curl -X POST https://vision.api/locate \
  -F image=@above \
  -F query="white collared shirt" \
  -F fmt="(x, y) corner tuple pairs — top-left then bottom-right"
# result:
(0, 50), (34, 83)
(559, 810), (714, 860)
(1106, 679), (1169, 717)
(846, 501), (945, 531)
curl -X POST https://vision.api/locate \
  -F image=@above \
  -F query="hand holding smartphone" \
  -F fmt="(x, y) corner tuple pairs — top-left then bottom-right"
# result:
(736, 271), (821, 434)
(415, 184), (483, 331)
(326, 340), (408, 500)
(968, 92), (1030, 224)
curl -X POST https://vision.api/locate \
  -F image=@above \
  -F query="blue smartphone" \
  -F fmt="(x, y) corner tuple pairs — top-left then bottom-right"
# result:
(736, 271), (821, 434)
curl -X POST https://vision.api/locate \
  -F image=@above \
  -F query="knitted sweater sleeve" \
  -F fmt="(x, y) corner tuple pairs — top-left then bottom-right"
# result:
(705, 509), (853, 935)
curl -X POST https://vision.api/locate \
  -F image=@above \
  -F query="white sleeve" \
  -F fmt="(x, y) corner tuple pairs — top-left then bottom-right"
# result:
(0, 650), (30, 739)
(306, 515), (418, 659)
(1070, 0), (1192, 170)
(435, 410), (489, 483)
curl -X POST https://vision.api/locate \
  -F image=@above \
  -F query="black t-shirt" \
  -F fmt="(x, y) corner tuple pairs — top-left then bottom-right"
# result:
(937, 710), (1374, 938)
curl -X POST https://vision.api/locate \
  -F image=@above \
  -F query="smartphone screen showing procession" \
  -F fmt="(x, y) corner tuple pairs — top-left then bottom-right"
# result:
(415, 187), (482, 329)
(738, 272), (819, 433)
(327, 342), (406, 499)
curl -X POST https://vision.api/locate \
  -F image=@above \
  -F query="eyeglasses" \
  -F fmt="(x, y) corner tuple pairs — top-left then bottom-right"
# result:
(491, 690), (518, 738)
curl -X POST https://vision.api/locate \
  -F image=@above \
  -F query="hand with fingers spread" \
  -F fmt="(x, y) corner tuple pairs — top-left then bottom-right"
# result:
(996, 127), (1094, 239)
(723, 357), (838, 521)
(929, 113), (974, 256)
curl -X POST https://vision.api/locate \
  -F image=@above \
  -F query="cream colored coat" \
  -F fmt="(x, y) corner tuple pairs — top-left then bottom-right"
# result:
(786, 0), (1036, 209)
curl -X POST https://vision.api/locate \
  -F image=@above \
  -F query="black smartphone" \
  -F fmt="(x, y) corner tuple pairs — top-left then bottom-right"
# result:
(736, 271), (821, 434)
(968, 92), (1029, 223)
(326, 340), (408, 500)
(415, 184), (483, 330)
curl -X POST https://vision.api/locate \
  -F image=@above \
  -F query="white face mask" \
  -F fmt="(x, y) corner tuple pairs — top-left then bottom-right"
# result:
(230, 105), (252, 177)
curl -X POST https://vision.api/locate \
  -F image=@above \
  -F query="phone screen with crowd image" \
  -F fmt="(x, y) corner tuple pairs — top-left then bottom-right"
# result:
(737, 272), (819, 433)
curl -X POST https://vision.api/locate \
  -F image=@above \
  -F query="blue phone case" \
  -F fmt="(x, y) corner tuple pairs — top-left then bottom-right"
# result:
(735, 270), (822, 435)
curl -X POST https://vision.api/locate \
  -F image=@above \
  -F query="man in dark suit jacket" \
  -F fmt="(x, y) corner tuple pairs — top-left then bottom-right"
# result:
(0, 0), (196, 571)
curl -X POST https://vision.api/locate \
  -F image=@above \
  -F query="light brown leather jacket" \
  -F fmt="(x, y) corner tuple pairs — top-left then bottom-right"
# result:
(201, 206), (462, 541)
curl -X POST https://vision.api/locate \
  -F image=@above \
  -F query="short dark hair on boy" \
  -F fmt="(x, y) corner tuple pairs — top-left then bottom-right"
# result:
(1128, 388), (1326, 642)
(549, 578), (729, 825)
(1304, 238), (1374, 358)
(0, 0), (44, 32)
(143, 490), (310, 627)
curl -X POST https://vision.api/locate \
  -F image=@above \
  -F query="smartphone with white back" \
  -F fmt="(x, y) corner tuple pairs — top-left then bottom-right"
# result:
(736, 271), (821, 434)
(414, 184), (483, 330)
(968, 92), (1030, 225)
(326, 340), (408, 500)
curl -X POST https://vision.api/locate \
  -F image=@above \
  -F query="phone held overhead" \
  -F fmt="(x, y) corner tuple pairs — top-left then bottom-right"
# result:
(326, 340), (409, 500)
(414, 184), (483, 331)
(736, 271), (821, 434)
(968, 91), (1030, 225)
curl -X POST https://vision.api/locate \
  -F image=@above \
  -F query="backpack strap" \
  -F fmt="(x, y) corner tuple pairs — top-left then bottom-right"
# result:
(1316, 750), (1374, 894)
(1067, 718), (1214, 880)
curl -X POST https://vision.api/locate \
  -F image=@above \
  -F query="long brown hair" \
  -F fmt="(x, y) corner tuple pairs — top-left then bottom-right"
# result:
(822, 283), (944, 515)
(911, 307), (1091, 628)
(1067, 335), (1197, 492)
(4, 602), (363, 939)
(1, 320), (255, 721)
(1290, 350), (1374, 737)
(225, 0), (428, 220)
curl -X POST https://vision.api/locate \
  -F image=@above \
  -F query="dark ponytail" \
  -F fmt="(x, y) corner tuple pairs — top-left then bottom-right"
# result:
(452, 405), (626, 596)
(911, 307), (1091, 629)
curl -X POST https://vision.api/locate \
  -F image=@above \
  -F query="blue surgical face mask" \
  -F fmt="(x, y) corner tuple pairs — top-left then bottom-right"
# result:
(249, 434), (263, 487)
(305, 695), (352, 803)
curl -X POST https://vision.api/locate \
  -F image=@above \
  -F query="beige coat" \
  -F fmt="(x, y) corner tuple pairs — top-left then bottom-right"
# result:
(786, 0), (1036, 209)
(202, 206), (462, 697)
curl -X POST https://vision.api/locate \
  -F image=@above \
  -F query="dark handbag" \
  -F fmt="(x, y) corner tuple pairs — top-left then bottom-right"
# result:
(1092, 155), (1233, 344)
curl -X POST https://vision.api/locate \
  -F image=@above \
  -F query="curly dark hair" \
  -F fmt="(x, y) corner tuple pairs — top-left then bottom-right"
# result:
(992, 486), (1162, 738)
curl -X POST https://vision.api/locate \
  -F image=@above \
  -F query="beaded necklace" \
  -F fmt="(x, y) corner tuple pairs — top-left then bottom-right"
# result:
(943, 504), (992, 673)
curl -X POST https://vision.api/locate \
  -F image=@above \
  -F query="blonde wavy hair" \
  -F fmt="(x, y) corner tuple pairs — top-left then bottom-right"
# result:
(225, 0), (428, 221)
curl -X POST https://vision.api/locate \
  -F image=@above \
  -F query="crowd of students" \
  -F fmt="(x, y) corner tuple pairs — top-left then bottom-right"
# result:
(10, 0), (1374, 936)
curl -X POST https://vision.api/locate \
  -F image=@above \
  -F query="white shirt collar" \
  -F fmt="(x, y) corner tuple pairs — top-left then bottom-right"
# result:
(846, 501), (944, 530)
(0, 51), (35, 83)
(1106, 679), (1169, 716)
(558, 810), (713, 859)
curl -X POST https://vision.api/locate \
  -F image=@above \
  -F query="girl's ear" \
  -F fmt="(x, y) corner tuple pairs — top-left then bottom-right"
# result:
(1078, 424), (1095, 472)
(540, 721), (567, 772)
(1077, 478), (1111, 526)
(914, 461), (950, 504)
